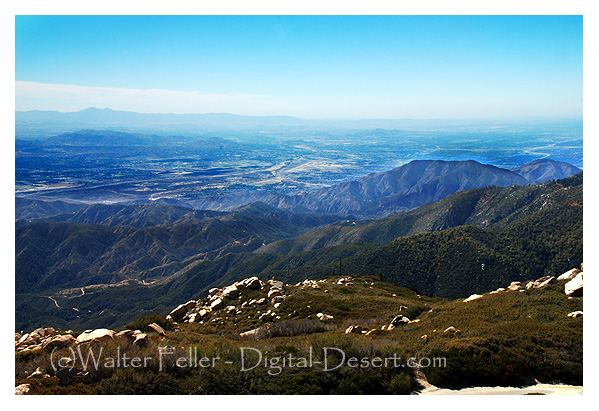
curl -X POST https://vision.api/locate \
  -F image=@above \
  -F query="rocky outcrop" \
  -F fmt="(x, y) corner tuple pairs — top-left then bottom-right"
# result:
(565, 272), (583, 297)
(26, 367), (50, 379)
(143, 323), (166, 336)
(316, 313), (334, 321)
(222, 285), (239, 300)
(390, 315), (411, 327)
(463, 294), (483, 302)
(558, 268), (581, 281)
(15, 384), (31, 395)
(526, 276), (556, 290)
(16, 329), (75, 352)
(210, 298), (224, 311)
(76, 329), (115, 344)
(169, 303), (190, 321)
(132, 333), (149, 347)
(345, 325), (363, 334)
(168, 276), (290, 325)
(42, 334), (77, 349)
(507, 281), (523, 291)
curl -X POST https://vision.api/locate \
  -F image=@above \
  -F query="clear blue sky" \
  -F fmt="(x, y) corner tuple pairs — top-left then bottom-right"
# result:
(15, 15), (583, 119)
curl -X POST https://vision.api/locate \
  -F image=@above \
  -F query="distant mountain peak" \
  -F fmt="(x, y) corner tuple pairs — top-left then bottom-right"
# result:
(511, 159), (581, 183)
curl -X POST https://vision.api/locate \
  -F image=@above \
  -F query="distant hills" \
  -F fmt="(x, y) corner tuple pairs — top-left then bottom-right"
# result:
(15, 203), (342, 294)
(510, 158), (581, 183)
(16, 107), (308, 129)
(256, 172), (583, 254)
(266, 160), (531, 218)
(16, 158), (581, 223)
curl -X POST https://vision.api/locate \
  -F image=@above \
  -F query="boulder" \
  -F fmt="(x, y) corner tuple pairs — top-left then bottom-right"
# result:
(210, 298), (224, 311)
(222, 285), (239, 300)
(26, 367), (49, 379)
(463, 294), (483, 302)
(42, 334), (76, 349)
(316, 313), (334, 321)
(33, 328), (47, 338)
(507, 281), (522, 291)
(184, 300), (197, 311)
(565, 272), (583, 297)
(43, 327), (56, 338)
(567, 311), (583, 318)
(143, 323), (166, 336)
(17, 333), (30, 345)
(198, 309), (208, 317)
(268, 280), (284, 289)
(268, 288), (282, 299)
(444, 326), (460, 334)
(132, 333), (149, 347)
(209, 288), (220, 296)
(345, 325), (363, 334)
(558, 268), (581, 281)
(490, 288), (505, 294)
(390, 315), (410, 326)
(421, 335), (428, 340)
(116, 330), (135, 340)
(526, 276), (556, 289)
(244, 277), (262, 290)
(15, 384), (31, 395)
(76, 329), (115, 344)
(169, 304), (189, 321)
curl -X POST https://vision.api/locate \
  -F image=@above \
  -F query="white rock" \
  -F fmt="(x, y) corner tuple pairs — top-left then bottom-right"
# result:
(507, 282), (522, 291)
(222, 285), (239, 299)
(169, 304), (188, 321)
(567, 311), (583, 318)
(565, 272), (583, 297)
(132, 333), (149, 347)
(268, 288), (282, 299)
(558, 268), (581, 281)
(345, 325), (362, 334)
(15, 384), (31, 395)
(210, 298), (224, 310)
(76, 329), (115, 344)
(463, 294), (483, 302)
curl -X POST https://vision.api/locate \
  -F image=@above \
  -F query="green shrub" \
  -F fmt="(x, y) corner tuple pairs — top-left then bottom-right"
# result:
(96, 369), (180, 394)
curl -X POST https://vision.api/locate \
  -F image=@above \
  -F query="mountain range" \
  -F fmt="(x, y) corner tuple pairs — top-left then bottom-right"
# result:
(16, 107), (308, 129)
(15, 169), (582, 331)
(263, 159), (579, 218)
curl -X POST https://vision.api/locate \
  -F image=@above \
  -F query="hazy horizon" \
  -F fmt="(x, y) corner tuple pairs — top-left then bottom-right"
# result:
(16, 15), (582, 119)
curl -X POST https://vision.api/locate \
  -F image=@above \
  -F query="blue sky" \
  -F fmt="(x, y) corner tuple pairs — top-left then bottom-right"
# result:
(15, 15), (583, 119)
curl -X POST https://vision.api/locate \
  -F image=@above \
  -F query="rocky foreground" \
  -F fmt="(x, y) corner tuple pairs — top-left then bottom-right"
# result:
(15, 264), (583, 395)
